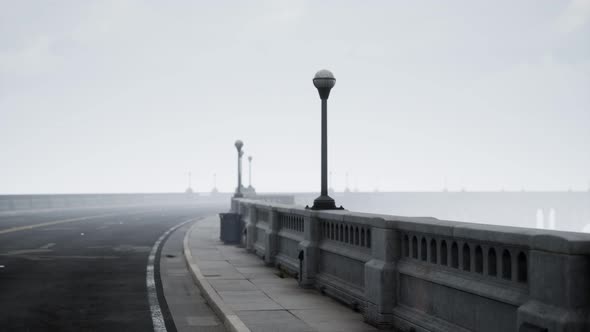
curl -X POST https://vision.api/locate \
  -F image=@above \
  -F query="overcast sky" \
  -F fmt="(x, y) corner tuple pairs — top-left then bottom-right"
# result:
(1, 1), (589, 194)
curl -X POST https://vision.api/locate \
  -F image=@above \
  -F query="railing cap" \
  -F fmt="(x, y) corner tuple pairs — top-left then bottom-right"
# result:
(232, 197), (590, 255)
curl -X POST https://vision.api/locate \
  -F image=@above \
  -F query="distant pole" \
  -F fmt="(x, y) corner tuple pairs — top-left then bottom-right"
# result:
(248, 156), (253, 187)
(310, 69), (342, 210)
(185, 171), (194, 194)
(345, 172), (350, 193)
(212, 173), (219, 193)
(234, 140), (244, 198)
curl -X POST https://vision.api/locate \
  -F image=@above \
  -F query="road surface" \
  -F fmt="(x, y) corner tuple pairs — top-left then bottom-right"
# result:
(0, 204), (225, 331)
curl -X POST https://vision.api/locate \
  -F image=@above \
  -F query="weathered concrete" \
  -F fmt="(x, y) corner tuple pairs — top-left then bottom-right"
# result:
(184, 215), (378, 332)
(233, 197), (590, 332)
(160, 222), (225, 332)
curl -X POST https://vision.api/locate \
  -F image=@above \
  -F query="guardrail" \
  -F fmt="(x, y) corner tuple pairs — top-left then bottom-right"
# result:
(232, 197), (590, 332)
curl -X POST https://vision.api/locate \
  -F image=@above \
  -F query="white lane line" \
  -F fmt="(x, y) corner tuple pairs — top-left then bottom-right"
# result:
(0, 210), (149, 235)
(0, 215), (110, 235)
(146, 218), (198, 332)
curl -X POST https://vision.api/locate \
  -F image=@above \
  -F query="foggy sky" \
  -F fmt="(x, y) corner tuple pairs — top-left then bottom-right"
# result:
(1, 1), (589, 194)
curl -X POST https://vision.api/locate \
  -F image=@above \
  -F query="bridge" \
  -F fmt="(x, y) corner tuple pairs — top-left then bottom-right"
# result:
(3, 0), (589, 329)
(1, 68), (589, 331)
(231, 194), (590, 332)
(1, 190), (588, 332)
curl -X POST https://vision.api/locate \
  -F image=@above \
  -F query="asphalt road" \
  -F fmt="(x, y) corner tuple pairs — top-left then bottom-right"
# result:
(0, 204), (225, 332)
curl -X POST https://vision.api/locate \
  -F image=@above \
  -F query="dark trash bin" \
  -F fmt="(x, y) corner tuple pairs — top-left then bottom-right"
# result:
(219, 212), (241, 244)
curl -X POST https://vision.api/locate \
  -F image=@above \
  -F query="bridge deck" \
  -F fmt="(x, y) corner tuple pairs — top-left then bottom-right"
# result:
(184, 215), (378, 332)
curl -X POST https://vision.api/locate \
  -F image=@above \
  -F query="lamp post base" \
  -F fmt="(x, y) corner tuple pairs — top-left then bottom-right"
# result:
(308, 195), (344, 210)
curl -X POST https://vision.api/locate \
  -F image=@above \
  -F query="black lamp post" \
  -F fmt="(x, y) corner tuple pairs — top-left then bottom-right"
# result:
(248, 156), (253, 189)
(211, 173), (219, 194)
(310, 69), (343, 210)
(185, 171), (194, 194)
(234, 140), (244, 198)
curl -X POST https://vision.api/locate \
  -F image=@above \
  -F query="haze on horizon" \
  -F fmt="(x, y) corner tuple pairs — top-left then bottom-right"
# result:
(1, 1), (589, 194)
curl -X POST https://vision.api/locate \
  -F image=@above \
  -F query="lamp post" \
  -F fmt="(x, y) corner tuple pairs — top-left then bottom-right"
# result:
(211, 173), (219, 193)
(345, 172), (351, 193)
(248, 156), (253, 188)
(185, 171), (194, 194)
(234, 140), (244, 198)
(310, 69), (342, 210)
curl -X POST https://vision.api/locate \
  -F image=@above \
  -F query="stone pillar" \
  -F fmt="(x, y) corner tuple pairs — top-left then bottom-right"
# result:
(298, 213), (319, 288)
(517, 235), (590, 331)
(364, 222), (399, 328)
(246, 205), (258, 252)
(264, 208), (279, 265)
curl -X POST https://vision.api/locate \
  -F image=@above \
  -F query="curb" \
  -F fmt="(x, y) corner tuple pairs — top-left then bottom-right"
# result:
(182, 217), (251, 332)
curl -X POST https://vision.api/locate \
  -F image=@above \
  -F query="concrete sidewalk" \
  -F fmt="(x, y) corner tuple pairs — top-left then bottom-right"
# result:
(183, 215), (379, 332)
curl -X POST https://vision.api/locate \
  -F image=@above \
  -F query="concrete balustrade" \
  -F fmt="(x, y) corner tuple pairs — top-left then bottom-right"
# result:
(232, 197), (590, 332)
(245, 193), (295, 205)
(275, 210), (305, 275)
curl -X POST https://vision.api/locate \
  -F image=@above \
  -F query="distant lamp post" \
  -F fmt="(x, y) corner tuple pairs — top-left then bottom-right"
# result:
(344, 172), (351, 193)
(247, 156), (256, 193)
(248, 156), (253, 188)
(234, 140), (244, 198)
(185, 171), (194, 194)
(310, 69), (343, 210)
(211, 173), (219, 194)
